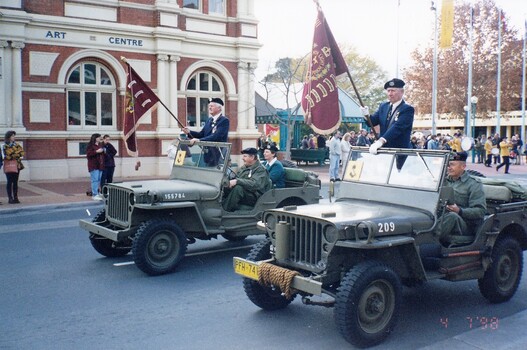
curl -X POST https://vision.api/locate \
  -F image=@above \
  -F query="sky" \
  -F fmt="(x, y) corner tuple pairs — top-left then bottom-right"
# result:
(253, 0), (526, 82)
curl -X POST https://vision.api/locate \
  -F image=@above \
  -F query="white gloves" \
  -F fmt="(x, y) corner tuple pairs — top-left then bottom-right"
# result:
(369, 139), (384, 154)
(360, 106), (370, 116)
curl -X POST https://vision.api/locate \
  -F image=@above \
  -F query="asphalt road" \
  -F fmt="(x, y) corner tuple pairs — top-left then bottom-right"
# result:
(1, 206), (526, 349)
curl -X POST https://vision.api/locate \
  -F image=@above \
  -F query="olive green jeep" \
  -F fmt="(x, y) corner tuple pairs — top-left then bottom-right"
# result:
(234, 147), (527, 347)
(80, 141), (320, 276)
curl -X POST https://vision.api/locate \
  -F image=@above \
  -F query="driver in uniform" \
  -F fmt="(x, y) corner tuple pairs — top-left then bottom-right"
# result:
(435, 151), (486, 246)
(223, 148), (271, 212)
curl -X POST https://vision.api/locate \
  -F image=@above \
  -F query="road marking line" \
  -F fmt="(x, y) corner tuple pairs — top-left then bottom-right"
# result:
(113, 244), (254, 267)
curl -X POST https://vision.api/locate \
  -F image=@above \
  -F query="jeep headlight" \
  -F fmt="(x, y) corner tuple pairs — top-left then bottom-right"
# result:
(323, 225), (338, 243)
(129, 193), (135, 205)
(264, 213), (277, 232)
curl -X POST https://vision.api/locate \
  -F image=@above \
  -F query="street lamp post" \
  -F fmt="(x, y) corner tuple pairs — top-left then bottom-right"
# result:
(464, 96), (478, 163)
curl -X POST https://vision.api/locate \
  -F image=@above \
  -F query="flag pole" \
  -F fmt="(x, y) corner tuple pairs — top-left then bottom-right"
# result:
(344, 70), (378, 139)
(120, 56), (188, 131)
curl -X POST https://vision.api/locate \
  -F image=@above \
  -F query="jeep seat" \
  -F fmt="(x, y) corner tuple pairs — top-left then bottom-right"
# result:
(285, 168), (306, 187)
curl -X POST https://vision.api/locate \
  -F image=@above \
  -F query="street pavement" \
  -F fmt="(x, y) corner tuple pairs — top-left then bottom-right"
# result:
(1, 159), (527, 349)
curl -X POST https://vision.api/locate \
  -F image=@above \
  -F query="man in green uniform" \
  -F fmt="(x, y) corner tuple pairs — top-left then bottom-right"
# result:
(223, 147), (271, 212)
(436, 151), (486, 246)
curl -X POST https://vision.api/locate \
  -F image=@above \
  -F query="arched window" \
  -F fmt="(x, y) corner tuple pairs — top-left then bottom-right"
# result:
(186, 71), (224, 127)
(66, 62), (116, 128)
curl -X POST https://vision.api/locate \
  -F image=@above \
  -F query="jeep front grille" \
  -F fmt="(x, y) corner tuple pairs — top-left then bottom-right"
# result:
(106, 187), (131, 226)
(276, 214), (323, 270)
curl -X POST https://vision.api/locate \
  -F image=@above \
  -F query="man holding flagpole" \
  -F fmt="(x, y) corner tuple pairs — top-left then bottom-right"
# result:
(360, 78), (415, 155)
(182, 98), (230, 145)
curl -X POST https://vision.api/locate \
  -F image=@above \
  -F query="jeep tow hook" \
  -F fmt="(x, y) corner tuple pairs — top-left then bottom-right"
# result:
(302, 296), (335, 308)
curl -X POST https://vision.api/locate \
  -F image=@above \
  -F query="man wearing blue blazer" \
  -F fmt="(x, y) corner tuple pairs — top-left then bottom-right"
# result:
(183, 97), (230, 144)
(361, 78), (415, 155)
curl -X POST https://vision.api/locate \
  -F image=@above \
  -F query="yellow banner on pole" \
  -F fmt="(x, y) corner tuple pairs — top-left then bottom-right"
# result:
(440, 0), (454, 49)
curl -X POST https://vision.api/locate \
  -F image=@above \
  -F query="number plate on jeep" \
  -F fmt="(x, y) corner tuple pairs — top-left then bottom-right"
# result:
(233, 257), (259, 280)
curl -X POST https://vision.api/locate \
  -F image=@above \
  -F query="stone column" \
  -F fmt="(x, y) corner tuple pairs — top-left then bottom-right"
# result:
(156, 54), (169, 130)
(0, 40), (9, 127)
(168, 55), (180, 129)
(246, 62), (256, 130)
(236, 61), (248, 130)
(11, 41), (25, 128)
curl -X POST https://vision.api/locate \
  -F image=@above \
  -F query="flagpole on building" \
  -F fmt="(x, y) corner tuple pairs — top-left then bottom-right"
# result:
(395, 0), (401, 78)
(496, 9), (502, 135)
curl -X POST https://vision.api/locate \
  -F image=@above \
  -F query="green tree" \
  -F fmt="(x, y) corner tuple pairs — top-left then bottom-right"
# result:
(338, 44), (388, 111)
(404, 0), (523, 117)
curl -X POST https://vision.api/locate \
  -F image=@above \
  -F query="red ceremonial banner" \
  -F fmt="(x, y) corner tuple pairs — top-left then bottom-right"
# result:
(301, 7), (348, 135)
(123, 63), (160, 157)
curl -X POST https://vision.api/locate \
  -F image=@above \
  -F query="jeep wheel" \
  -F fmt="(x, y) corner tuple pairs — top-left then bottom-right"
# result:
(132, 219), (187, 276)
(478, 237), (523, 303)
(90, 235), (131, 257)
(335, 261), (402, 348)
(243, 239), (295, 310)
(222, 233), (247, 242)
(89, 210), (131, 257)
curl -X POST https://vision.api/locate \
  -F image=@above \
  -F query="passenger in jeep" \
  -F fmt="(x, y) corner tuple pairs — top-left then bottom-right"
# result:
(223, 147), (271, 212)
(435, 151), (486, 246)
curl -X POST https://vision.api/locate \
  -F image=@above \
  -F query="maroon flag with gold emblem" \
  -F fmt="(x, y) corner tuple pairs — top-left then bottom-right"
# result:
(301, 5), (348, 135)
(123, 62), (160, 157)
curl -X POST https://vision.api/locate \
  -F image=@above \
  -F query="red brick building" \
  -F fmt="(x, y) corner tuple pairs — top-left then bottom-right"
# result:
(0, 0), (260, 180)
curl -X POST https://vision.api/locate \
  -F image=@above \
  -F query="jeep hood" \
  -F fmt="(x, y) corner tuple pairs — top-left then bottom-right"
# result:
(275, 200), (435, 233)
(109, 180), (218, 201)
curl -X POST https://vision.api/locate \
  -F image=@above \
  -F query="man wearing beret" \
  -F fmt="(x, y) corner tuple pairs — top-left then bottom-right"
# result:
(360, 78), (415, 155)
(262, 144), (285, 189)
(223, 147), (272, 212)
(435, 152), (486, 247)
(183, 97), (230, 145)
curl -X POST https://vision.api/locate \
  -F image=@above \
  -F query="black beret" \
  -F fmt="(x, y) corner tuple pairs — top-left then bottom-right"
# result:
(451, 151), (468, 162)
(266, 144), (279, 153)
(241, 147), (258, 155)
(384, 78), (405, 89)
(209, 97), (224, 106)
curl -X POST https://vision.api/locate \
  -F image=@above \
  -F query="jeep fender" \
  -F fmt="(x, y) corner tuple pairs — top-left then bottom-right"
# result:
(335, 236), (427, 283)
(134, 201), (209, 234)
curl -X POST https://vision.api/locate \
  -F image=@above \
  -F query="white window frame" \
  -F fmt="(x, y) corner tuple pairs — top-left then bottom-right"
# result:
(186, 70), (225, 128)
(66, 62), (117, 130)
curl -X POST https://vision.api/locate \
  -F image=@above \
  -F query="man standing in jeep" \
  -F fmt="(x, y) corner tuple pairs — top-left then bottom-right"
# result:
(182, 97), (229, 144)
(223, 147), (271, 212)
(436, 151), (486, 246)
(360, 78), (415, 155)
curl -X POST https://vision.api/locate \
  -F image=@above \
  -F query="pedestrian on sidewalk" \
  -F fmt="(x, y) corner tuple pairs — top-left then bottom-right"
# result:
(86, 133), (105, 200)
(328, 130), (342, 181)
(496, 136), (511, 174)
(101, 134), (117, 186)
(484, 136), (493, 167)
(2, 130), (25, 204)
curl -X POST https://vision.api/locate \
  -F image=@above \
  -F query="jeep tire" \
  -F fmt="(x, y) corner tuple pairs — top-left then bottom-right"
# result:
(335, 261), (402, 348)
(243, 239), (295, 310)
(478, 236), (523, 303)
(89, 210), (131, 257)
(132, 219), (187, 276)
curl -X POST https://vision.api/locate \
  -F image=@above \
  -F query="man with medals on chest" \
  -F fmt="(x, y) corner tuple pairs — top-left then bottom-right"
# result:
(360, 78), (415, 155)
(182, 97), (230, 166)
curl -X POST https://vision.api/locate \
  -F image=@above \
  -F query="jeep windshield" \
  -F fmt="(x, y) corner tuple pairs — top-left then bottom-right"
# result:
(343, 148), (449, 191)
(172, 140), (230, 171)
